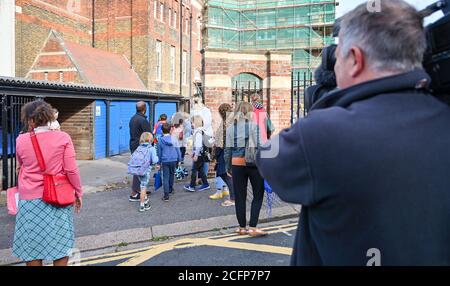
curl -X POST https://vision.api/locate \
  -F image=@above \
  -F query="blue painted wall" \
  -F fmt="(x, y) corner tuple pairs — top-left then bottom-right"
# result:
(154, 102), (177, 125)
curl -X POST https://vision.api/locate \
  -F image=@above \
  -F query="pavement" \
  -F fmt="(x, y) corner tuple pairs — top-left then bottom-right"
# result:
(0, 153), (301, 265)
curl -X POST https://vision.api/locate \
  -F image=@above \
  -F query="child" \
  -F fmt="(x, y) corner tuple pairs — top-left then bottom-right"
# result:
(184, 116), (211, 193)
(48, 108), (61, 130)
(128, 132), (159, 212)
(157, 123), (182, 202)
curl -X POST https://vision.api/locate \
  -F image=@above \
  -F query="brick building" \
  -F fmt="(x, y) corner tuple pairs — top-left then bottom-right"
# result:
(8, 0), (204, 159)
(15, 0), (203, 98)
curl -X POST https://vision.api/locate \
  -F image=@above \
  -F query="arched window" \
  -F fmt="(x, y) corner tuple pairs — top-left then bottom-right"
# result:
(232, 73), (262, 103)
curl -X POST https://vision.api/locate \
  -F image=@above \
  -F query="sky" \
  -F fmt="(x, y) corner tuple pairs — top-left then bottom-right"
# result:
(336, 0), (445, 24)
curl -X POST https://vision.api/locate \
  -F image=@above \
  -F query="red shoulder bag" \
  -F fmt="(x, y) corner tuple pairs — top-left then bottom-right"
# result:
(30, 132), (75, 207)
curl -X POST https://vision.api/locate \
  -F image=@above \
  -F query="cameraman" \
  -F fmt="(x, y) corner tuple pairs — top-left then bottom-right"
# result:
(257, 0), (450, 266)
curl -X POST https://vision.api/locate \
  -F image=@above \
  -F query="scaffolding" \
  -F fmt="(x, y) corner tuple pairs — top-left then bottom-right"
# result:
(203, 0), (337, 77)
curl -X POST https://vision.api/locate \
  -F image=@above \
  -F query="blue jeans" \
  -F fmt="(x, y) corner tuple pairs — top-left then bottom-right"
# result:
(162, 162), (177, 195)
(216, 176), (226, 190)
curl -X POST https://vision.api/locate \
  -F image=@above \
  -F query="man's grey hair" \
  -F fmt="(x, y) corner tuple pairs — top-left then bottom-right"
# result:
(339, 0), (427, 73)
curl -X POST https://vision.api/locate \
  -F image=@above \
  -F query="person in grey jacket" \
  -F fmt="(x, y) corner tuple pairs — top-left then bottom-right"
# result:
(225, 102), (266, 237)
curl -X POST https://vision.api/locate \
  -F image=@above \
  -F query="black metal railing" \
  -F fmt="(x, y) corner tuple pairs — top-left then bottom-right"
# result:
(291, 71), (314, 124)
(232, 81), (263, 104)
(1, 95), (34, 190)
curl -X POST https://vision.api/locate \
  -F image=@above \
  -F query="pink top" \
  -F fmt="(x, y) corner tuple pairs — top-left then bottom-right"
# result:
(16, 129), (83, 200)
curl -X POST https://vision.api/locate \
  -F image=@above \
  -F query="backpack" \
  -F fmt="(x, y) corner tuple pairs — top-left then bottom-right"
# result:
(154, 122), (164, 136)
(194, 129), (214, 162)
(128, 145), (155, 176)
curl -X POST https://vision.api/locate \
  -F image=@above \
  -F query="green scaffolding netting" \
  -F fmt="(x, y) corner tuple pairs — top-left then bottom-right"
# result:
(205, 0), (336, 71)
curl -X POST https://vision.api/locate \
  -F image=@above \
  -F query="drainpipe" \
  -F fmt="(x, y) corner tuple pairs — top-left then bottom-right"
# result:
(105, 100), (111, 157)
(179, 0), (183, 97)
(189, 12), (193, 99)
(130, 0), (133, 67)
(92, 0), (95, 47)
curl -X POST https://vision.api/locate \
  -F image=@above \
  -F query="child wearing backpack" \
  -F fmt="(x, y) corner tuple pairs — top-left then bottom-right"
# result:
(157, 123), (182, 202)
(128, 132), (159, 212)
(184, 116), (211, 192)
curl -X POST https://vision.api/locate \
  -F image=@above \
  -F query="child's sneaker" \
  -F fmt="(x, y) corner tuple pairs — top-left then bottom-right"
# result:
(163, 194), (170, 202)
(129, 193), (141, 202)
(209, 191), (223, 200)
(184, 185), (196, 192)
(198, 184), (211, 192)
(139, 199), (151, 212)
(221, 187), (230, 197)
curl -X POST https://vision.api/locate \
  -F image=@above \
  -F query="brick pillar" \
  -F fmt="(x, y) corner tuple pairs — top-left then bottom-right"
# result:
(266, 52), (292, 131)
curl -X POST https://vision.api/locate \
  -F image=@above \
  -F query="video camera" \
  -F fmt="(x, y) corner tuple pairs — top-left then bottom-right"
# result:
(319, 1), (450, 102)
(422, 0), (450, 100)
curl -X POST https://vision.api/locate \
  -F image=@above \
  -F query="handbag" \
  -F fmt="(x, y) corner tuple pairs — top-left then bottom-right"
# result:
(7, 186), (19, 216)
(30, 132), (75, 207)
(153, 171), (162, 191)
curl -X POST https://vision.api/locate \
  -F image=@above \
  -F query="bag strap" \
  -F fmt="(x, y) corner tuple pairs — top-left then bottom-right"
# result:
(30, 132), (47, 173)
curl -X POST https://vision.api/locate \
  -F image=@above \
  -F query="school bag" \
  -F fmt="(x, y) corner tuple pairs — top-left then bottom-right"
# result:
(128, 145), (155, 176)
(194, 129), (214, 162)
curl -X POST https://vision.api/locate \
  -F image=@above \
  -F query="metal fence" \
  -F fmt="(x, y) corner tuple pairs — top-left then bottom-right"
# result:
(232, 81), (263, 104)
(1, 94), (35, 190)
(291, 71), (314, 124)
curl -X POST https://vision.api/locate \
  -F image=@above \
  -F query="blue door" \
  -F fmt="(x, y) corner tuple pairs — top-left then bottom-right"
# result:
(94, 100), (107, 159)
(118, 101), (138, 153)
(109, 103), (120, 156)
(154, 102), (177, 125)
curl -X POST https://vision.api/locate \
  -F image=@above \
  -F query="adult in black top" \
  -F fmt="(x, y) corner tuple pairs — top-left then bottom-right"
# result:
(257, 1), (450, 266)
(129, 101), (152, 200)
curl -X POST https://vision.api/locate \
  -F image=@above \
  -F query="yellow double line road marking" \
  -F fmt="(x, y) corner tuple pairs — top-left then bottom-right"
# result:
(80, 223), (297, 266)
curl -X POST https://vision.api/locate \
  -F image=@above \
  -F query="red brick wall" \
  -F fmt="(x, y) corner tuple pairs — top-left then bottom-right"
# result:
(203, 50), (292, 132)
(45, 98), (95, 160)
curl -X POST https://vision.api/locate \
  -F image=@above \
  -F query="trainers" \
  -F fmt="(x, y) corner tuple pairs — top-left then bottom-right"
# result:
(198, 184), (211, 192)
(221, 188), (230, 197)
(139, 199), (151, 212)
(184, 185), (196, 192)
(209, 192), (223, 200)
(129, 193), (141, 202)
(163, 194), (170, 202)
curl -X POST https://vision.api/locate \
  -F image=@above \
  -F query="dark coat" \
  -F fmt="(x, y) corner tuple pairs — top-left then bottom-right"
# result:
(129, 112), (152, 153)
(256, 70), (450, 266)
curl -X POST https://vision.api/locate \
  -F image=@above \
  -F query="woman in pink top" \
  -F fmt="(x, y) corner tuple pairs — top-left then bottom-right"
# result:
(12, 101), (82, 266)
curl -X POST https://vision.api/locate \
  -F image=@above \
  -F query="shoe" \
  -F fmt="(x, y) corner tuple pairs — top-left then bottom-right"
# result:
(184, 185), (196, 192)
(169, 189), (173, 194)
(209, 192), (223, 200)
(163, 194), (170, 202)
(234, 227), (248, 235)
(248, 228), (268, 237)
(139, 199), (151, 212)
(198, 184), (211, 192)
(221, 188), (230, 197)
(221, 200), (235, 207)
(129, 193), (141, 202)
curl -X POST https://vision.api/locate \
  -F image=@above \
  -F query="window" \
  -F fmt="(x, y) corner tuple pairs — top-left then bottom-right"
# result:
(59, 71), (64, 82)
(182, 51), (187, 85)
(168, 9), (172, 27)
(170, 46), (176, 83)
(185, 18), (189, 34)
(160, 3), (164, 22)
(173, 11), (177, 28)
(153, 0), (157, 18)
(156, 41), (162, 81)
(44, 72), (48, 81)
